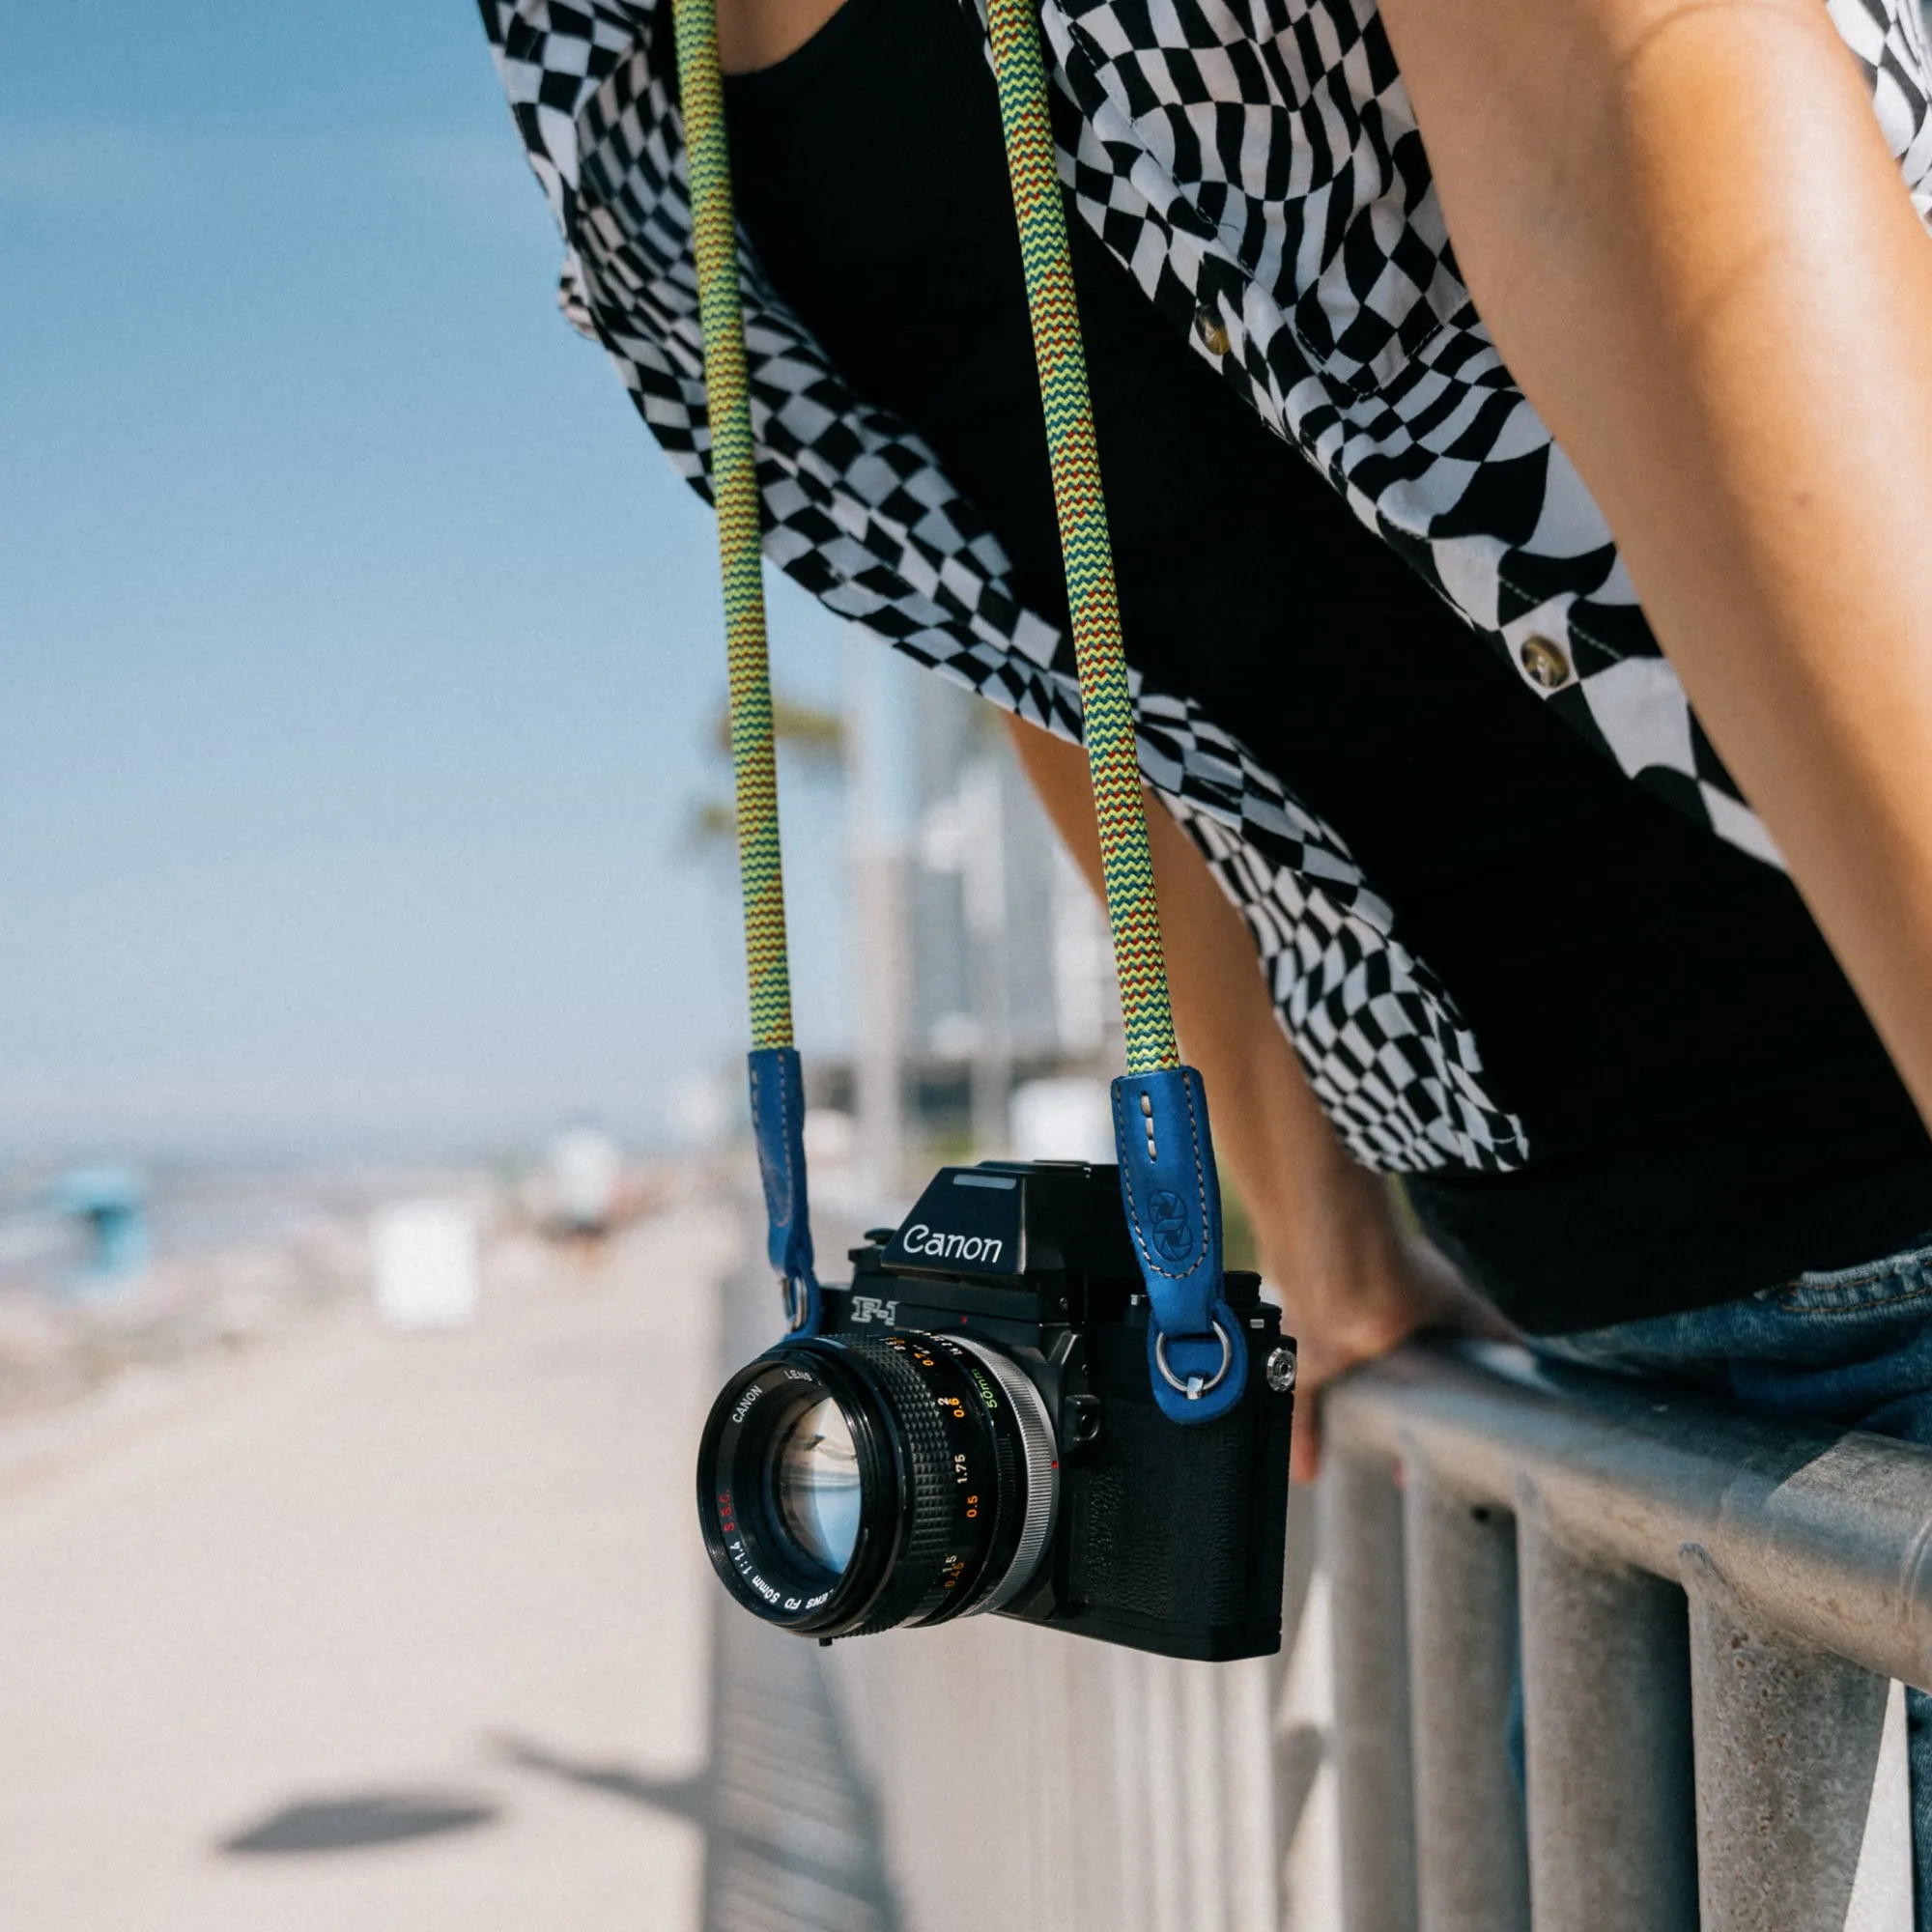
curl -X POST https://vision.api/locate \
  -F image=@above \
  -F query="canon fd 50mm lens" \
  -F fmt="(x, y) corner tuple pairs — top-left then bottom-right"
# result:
(696, 1329), (1058, 1638)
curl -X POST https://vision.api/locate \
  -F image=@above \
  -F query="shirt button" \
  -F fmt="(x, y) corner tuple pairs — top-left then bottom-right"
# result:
(1194, 306), (1231, 356)
(1519, 634), (1574, 691)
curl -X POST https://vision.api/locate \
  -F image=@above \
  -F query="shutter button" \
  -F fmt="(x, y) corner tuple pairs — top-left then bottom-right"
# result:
(1194, 306), (1231, 357)
(1519, 634), (1573, 691)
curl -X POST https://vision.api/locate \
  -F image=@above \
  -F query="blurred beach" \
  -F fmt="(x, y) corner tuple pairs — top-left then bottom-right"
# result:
(0, 1160), (901, 1931)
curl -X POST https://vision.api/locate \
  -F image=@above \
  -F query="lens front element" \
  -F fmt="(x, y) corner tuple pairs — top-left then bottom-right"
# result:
(697, 1330), (1057, 1639)
(774, 1396), (861, 1574)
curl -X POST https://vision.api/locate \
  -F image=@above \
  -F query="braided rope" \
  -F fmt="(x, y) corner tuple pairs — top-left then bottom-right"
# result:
(983, 0), (1179, 1075)
(671, 0), (1176, 1075)
(671, 0), (795, 1051)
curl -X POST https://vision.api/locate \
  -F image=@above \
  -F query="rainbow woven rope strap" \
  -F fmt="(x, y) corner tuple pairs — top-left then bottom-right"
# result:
(670, 0), (1239, 1413)
(982, 0), (1179, 1080)
(672, 0), (820, 1335)
(981, 0), (1246, 1419)
(673, 0), (794, 1057)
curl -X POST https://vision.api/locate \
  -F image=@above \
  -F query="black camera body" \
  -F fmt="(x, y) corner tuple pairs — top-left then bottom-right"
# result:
(697, 1159), (1295, 1662)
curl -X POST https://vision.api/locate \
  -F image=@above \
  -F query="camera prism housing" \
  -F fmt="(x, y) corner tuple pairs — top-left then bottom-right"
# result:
(696, 1159), (1295, 1661)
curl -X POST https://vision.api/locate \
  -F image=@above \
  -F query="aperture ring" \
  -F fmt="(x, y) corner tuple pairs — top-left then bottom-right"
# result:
(952, 1337), (1058, 1616)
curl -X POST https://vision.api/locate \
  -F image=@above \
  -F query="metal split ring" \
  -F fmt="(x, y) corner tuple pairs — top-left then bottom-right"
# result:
(1152, 1315), (1236, 1400)
(781, 1273), (811, 1333)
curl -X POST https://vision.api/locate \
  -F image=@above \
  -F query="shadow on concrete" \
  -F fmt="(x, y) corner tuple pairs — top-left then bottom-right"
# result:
(696, 1594), (901, 1932)
(485, 1239), (903, 1932)
(493, 1533), (902, 1932)
(219, 1791), (499, 1855)
(216, 1228), (901, 1926)
(492, 1735), (709, 1827)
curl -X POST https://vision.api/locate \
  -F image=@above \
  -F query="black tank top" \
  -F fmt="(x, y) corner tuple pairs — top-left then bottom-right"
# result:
(720, 0), (1932, 1330)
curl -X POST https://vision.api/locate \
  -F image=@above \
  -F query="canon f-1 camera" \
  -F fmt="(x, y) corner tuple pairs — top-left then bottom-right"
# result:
(696, 1159), (1296, 1661)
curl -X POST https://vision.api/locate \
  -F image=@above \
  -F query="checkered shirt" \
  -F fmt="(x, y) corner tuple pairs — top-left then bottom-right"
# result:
(478, 0), (1932, 1175)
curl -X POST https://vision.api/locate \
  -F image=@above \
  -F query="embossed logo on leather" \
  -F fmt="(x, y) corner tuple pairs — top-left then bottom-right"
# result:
(1149, 1189), (1194, 1264)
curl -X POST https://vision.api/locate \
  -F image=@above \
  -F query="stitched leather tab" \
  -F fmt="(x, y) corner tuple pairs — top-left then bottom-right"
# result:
(749, 1047), (821, 1335)
(1112, 1066), (1247, 1423)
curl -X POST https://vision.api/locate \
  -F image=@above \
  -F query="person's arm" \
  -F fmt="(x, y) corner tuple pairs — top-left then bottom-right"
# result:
(1005, 714), (1506, 1477)
(1378, 0), (1932, 1131)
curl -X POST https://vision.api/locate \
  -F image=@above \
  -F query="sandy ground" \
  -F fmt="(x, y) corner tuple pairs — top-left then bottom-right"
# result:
(0, 1198), (733, 1932)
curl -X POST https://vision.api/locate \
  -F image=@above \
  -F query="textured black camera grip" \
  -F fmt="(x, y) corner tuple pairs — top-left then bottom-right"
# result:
(1065, 1323), (1259, 1631)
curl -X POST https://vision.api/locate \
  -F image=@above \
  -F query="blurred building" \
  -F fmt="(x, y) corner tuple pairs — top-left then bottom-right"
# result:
(903, 673), (1118, 1156)
(697, 641), (1123, 1206)
(823, 649), (1121, 1207)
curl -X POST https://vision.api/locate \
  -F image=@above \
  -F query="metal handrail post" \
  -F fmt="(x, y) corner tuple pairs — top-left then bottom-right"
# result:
(1325, 1447), (1420, 1932)
(1517, 1503), (1698, 1931)
(1403, 1466), (1530, 1932)
(1683, 1549), (1890, 1930)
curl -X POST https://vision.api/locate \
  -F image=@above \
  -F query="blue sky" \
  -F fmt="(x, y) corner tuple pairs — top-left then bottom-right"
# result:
(0, 0), (855, 1161)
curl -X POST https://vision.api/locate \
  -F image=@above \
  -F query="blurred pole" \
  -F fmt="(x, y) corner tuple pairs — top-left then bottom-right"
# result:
(369, 1198), (480, 1329)
(1048, 838), (1110, 1063)
(961, 754), (1011, 1156)
(844, 632), (908, 1211)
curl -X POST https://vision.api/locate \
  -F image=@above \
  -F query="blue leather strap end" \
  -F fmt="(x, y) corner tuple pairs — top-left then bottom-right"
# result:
(749, 1047), (821, 1337)
(1111, 1065), (1248, 1424)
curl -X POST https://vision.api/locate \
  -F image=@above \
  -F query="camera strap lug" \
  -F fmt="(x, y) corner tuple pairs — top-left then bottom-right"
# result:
(750, 1045), (821, 1336)
(1112, 1065), (1248, 1423)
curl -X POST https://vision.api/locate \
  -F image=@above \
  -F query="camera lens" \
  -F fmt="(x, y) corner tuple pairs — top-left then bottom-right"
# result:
(696, 1331), (1058, 1639)
(773, 1397), (861, 1574)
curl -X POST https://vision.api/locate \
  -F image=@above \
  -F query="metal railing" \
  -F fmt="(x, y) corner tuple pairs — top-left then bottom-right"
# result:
(807, 1334), (1932, 1930)
(1326, 1343), (1932, 1932)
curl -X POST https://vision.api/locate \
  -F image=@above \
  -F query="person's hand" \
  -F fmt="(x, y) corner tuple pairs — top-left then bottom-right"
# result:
(1268, 1212), (1516, 1486)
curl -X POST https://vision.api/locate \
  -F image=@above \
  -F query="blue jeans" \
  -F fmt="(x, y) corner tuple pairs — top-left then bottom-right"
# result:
(1533, 1234), (1932, 1924)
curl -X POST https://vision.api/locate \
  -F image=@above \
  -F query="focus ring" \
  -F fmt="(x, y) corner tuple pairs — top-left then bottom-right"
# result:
(841, 1337), (964, 1635)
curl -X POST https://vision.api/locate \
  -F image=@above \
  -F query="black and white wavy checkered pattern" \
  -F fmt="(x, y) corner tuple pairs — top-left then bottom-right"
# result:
(1035, 0), (1931, 872)
(1137, 693), (1530, 1169)
(478, 0), (1932, 1173)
